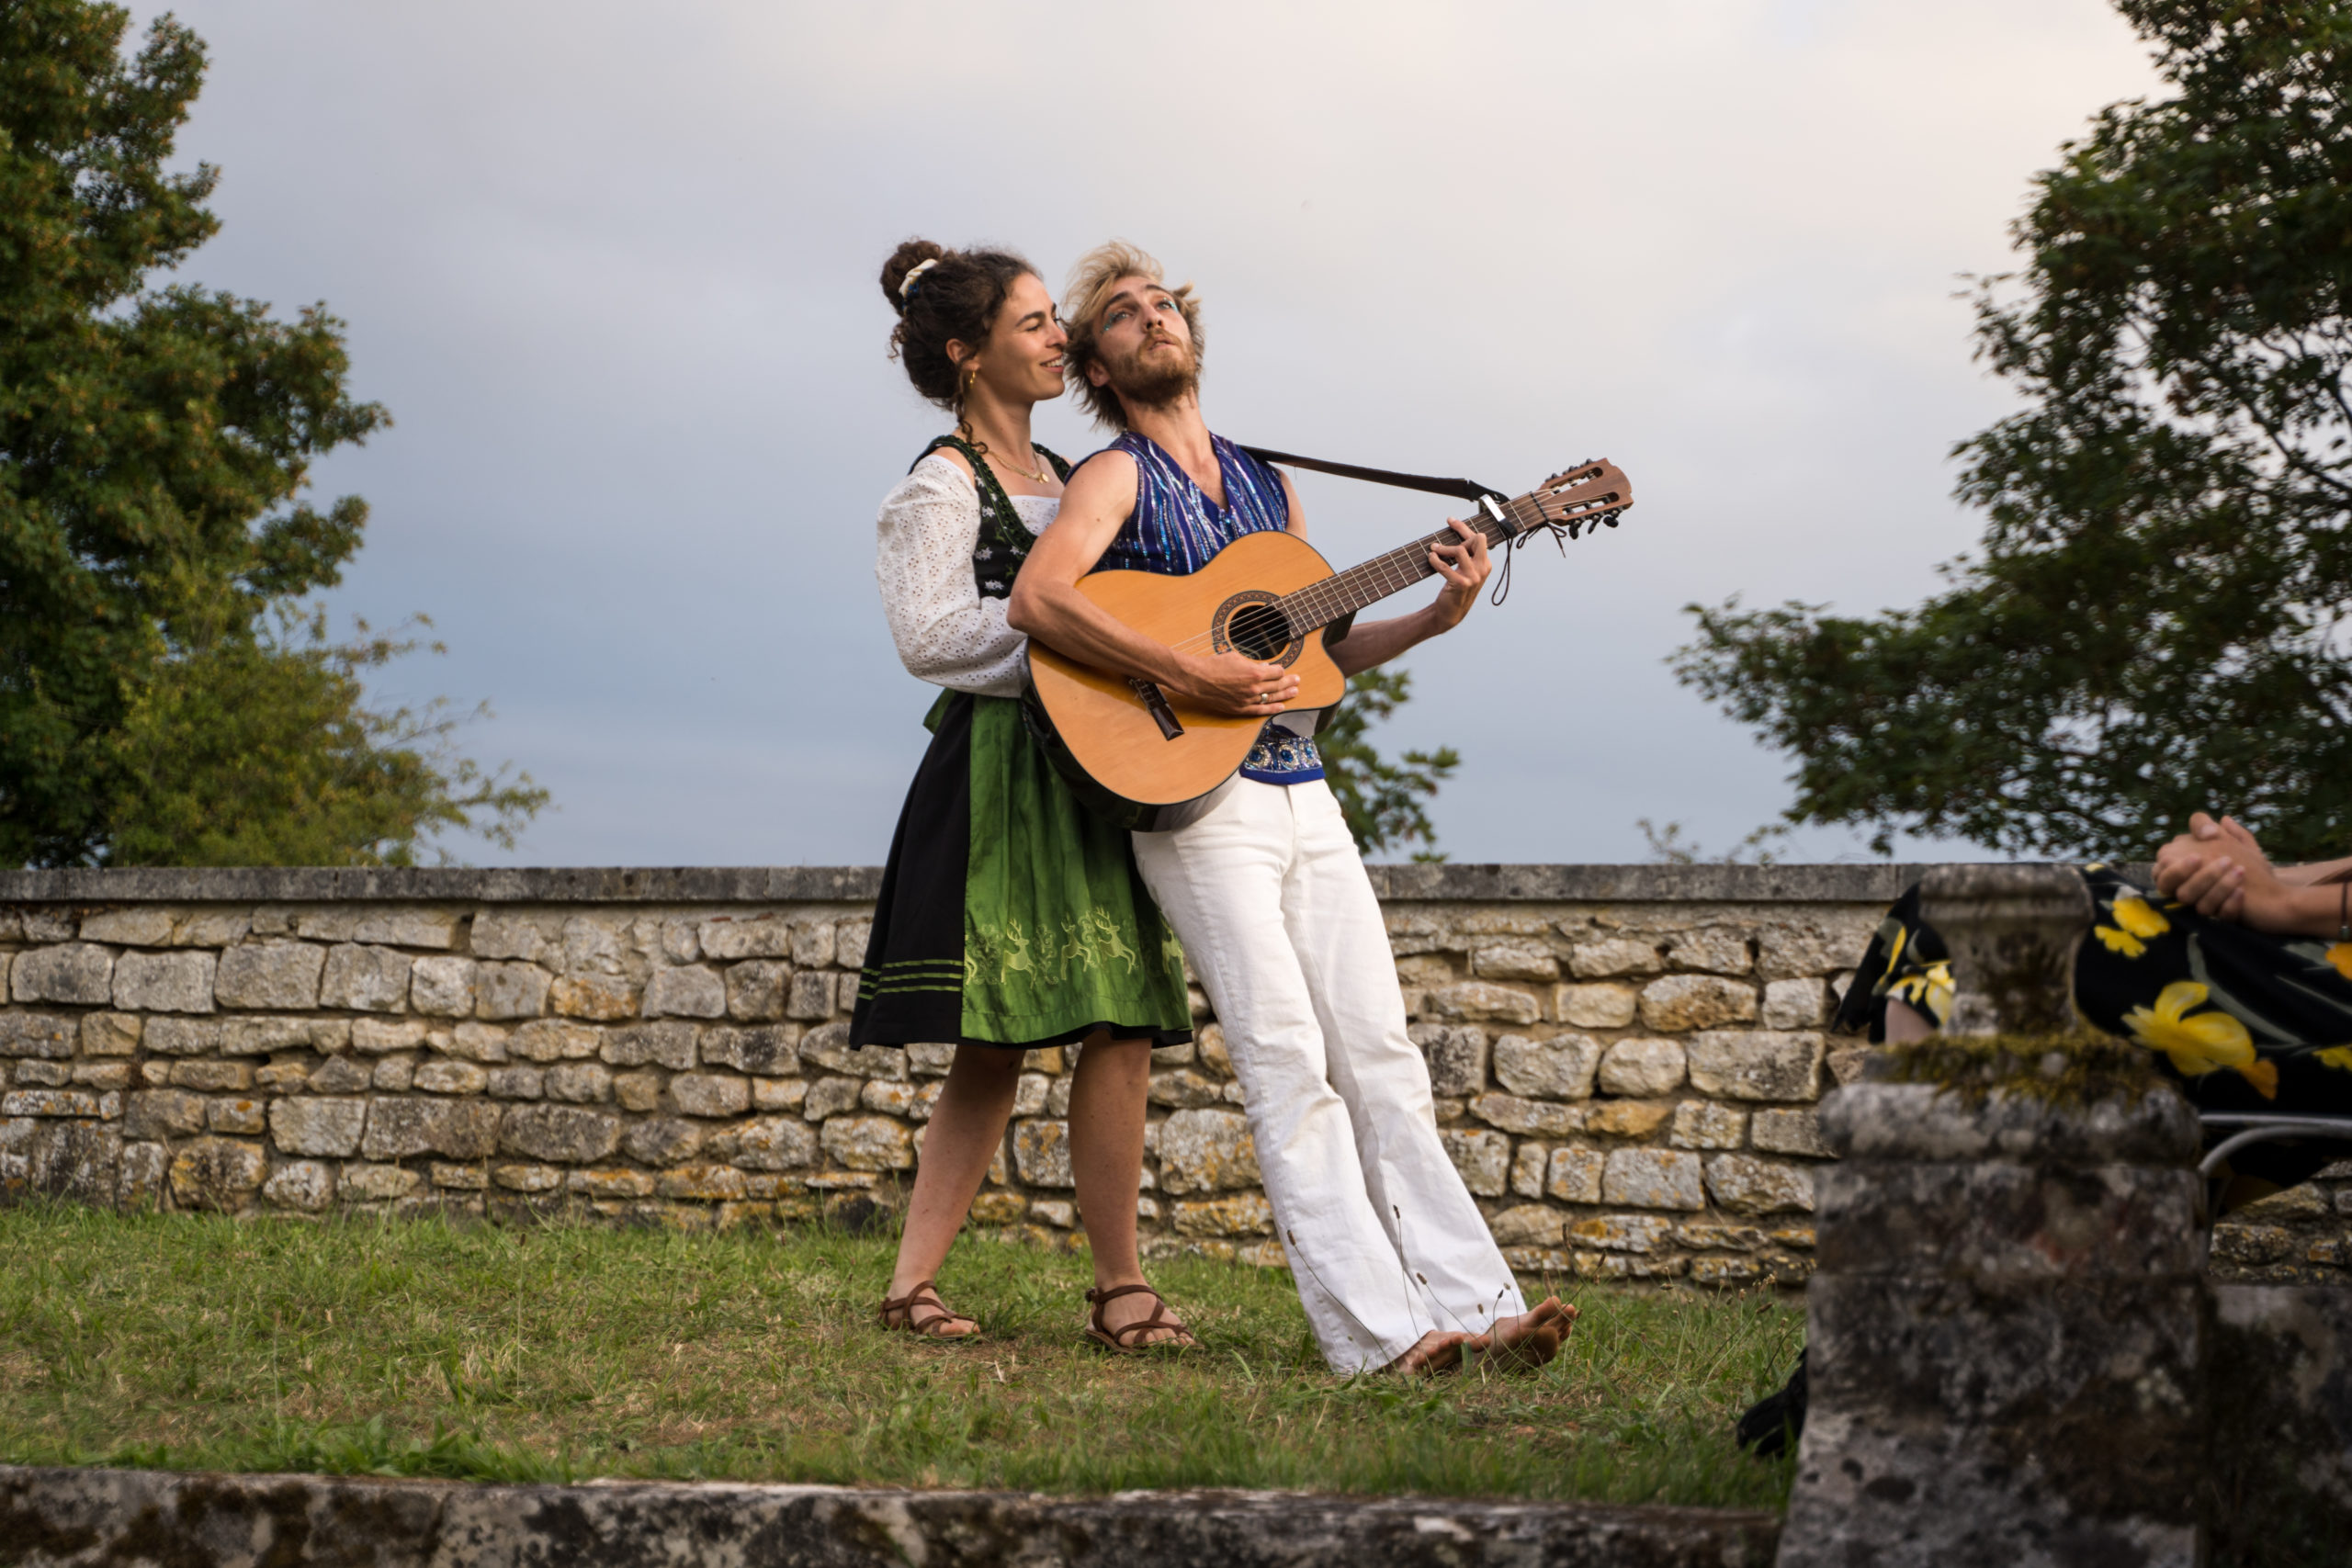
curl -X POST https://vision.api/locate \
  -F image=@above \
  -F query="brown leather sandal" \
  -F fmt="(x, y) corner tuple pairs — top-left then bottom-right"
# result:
(876, 1279), (979, 1339)
(1083, 1282), (1197, 1353)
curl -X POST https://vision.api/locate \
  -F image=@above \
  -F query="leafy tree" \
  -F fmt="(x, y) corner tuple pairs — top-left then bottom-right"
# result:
(1674, 0), (2352, 862)
(1318, 668), (1458, 859)
(0, 0), (542, 864)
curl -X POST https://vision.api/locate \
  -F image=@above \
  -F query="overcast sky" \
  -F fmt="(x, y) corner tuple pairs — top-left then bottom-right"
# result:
(125, 0), (2160, 868)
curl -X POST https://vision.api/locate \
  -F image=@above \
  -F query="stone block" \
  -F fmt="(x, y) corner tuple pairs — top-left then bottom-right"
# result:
(111, 949), (216, 1013)
(215, 942), (324, 1010)
(410, 956), (478, 1018)
(1510, 1141), (1548, 1197)
(601, 1021), (698, 1070)
(700, 1024), (799, 1074)
(1762, 977), (1826, 1029)
(797, 1022), (906, 1079)
(362, 1099), (501, 1161)
(1705, 1154), (1816, 1216)
(544, 1063), (612, 1103)
(624, 1117), (703, 1167)
(1662, 927), (1752, 975)
(373, 1057), (415, 1091)
(823, 1114), (914, 1172)
(72, 1064), (130, 1090)
(351, 1019), (427, 1055)
(492, 1162), (561, 1192)
(488, 1066), (544, 1100)
(1173, 1194), (1274, 1237)
(1669, 1101), (1747, 1151)
(1553, 982), (1638, 1029)
(12, 1061), (67, 1088)
(264, 1160), (335, 1212)
(752, 1077), (808, 1113)
(306, 1057), (372, 1095)
(1752, 1108), (1829, 1157)
(785, 971), (836, 1021)
(698, 918), (793, 959)
(81, 908), (175, 946)
(729, 1115), (818, 1170)
(1197, 1024), (1233, 1078)
(1685, 1031), (1823, 1101)
(346, 909), (458, 949)
(1488, 1202), (1566, 1246)
(340, 1163), (421, 1201)
(1012, 1118), (1074, 1187)
(559, 916), (627, 976)
(80, 1013), (141, 1056)
(1637, 975), (1757, 1032)
(1156, 1108), (1259, 1194)
(906, 1041), (957, 1077)
(550, 973), (636, 1021)
(16, 943), (115, 1006)
(499, 1104), (622, 1164)
(1012, 1073), (1049, 1118)
(477, 963), (552, 1021)
(835, 918), (872, 969)
(1492, 1032), (1602, 1100)
(1813, 1160), (2195, 1277)
(673, 1072), (751, 1118)
(1148, 1069), (1222, 1109)
(1677, 1222), (1771, 1251)
(173, 911), (251, 947)
(225, 1017), (326, 1056)
(505, 1019), (595, 1063)
(413, 1060), (489, 1096)
(321, 944), (411, 1012)
(17, 911), (71, 942)
(645, 964), (726, 1019)
(1816, 1081), (2198, 1166)
(802, 1077), (861, 1122)
(2, 1088), (107, 1118)
(660, 921), (702, 964)
(1568, 936), (1664, 978)
(569, 1168), (656, 1199)
(0, 1118), (122, 1204)
(470, 913), (550, 964)
(790, 919), (836, 969)
(1756, 915), (1874, 982)
(1409, 1023), (1488, 1096)
(0, 1013), (76, 1059)
(723, 961), (789, 1021)
(1598, 1036), (1686, 1098)
(1586, 1100), (1674, 1138)
(1425, 982), (1542, 1026)
(169, 1136), (266, 1211)
(1603, 1148), (1706, 1211)
(658, 1162), (750, 1201)
(1030, 1198), (1077, 1228)
(1569, 1213), (1674, 1253)
(118, 1139), (166, 1209)
(171, 1061), (252, 1092)
(1472, 940), (1559, 981)
(1442, 1128), (1511, 1197)
(1470, 1094), (1582, 1137)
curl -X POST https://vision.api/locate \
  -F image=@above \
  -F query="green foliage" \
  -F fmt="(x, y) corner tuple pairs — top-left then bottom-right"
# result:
(1318, 668), (1459, 859)
(0, 0), (540, 864)
(0, 1202), (1804, 1507)
(1674, 0), (2352, 862)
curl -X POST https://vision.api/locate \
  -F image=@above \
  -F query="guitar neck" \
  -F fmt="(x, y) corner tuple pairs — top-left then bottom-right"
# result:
(1274, 504), (1522, 633)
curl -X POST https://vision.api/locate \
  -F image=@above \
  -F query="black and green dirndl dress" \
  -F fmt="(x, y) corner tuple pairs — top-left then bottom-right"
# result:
(849, 437), (1193, 1052)
(1838, 865), (2352, 1184)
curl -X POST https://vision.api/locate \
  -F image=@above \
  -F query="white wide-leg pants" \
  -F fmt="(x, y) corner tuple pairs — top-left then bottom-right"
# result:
(1131, 778), (1526, 1371)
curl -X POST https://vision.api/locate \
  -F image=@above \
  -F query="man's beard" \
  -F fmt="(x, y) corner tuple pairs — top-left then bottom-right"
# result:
(1104, 333), (1198, 412)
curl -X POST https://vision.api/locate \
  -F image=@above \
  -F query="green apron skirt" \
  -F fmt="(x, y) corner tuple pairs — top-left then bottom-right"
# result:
(849, 690), (1193, 1050)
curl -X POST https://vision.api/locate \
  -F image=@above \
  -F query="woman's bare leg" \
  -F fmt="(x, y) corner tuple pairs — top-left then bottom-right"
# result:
(884, 1044), (1023, 1333)
(1884, 998), (1934, 1043)
(1065, 1032), (1188, 1344)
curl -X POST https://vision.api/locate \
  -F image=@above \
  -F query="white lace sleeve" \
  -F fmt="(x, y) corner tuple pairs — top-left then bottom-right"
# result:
(874, 457), (1031, 697)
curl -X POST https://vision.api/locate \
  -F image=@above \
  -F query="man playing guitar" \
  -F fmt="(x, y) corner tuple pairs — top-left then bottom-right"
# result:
(1009, 242), (1573, 1374)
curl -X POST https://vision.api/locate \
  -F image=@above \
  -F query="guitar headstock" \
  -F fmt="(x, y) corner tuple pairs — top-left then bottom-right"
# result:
(1505, 459), (1632, 540)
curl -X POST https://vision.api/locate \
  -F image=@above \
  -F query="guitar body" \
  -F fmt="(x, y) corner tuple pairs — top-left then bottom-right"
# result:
(1025, 529), (1348, 816)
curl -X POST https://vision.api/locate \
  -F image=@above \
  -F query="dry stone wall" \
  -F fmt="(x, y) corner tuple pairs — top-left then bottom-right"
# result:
(0, 865), (1926, 1287)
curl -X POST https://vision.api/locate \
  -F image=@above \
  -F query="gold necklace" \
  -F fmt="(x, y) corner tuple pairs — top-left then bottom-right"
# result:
(956, 423), (1050, 484)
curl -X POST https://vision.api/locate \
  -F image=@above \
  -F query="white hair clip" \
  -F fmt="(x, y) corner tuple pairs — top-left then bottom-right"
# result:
(898, 257), (940, 301)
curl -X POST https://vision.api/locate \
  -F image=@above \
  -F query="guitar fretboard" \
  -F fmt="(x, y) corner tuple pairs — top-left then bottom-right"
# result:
(1272, 497), (1534, 633)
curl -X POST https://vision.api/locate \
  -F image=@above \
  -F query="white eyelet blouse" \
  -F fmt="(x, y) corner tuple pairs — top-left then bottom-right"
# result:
(873, 454), (1059, 699)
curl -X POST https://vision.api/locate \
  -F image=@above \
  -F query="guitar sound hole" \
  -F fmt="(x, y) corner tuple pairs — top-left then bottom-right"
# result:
(1226, 603), (1293, 660)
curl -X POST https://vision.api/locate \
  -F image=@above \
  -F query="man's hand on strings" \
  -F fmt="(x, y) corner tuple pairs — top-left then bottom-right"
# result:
(1429, 517), (1492, 626)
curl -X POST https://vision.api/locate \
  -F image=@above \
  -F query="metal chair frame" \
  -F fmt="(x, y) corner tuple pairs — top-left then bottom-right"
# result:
(2197, 1111), (2352, 1179)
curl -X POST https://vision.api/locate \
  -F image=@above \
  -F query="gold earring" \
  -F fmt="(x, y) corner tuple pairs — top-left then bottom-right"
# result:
(960, 362), (980, 400)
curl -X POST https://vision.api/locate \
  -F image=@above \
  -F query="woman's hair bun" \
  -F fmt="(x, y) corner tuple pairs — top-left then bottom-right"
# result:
(880, 239), (948, 313)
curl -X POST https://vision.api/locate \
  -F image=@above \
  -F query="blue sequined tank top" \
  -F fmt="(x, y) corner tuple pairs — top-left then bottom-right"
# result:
(1091, 432), (1322, 784)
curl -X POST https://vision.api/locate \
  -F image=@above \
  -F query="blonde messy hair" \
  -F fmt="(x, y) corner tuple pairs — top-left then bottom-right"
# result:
(1061, 241), (1205, 431)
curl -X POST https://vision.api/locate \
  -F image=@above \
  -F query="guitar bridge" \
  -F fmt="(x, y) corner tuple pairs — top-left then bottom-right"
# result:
(1128, 679), (1185, 740)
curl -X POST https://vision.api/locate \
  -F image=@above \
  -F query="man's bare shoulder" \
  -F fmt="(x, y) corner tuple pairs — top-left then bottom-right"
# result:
(1058, 448), (1139, 517)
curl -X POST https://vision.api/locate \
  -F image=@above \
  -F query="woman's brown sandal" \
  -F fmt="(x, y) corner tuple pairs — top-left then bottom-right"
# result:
(876, 1280), (979, 1339)
(1083, 1283), (1197, 1353)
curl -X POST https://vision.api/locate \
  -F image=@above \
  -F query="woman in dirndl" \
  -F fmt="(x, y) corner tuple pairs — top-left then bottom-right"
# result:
(854, 240), (1196, 1352)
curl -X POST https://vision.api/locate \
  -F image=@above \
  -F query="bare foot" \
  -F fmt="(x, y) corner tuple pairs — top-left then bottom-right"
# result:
(1468, 1295), (1575, 1371)
(1086, 1282), (1195, 1348)
(1385, 1330), (1469, 1376)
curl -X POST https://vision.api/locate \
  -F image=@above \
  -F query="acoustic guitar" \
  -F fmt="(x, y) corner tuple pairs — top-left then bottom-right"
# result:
(1023, 458), (1634, 829)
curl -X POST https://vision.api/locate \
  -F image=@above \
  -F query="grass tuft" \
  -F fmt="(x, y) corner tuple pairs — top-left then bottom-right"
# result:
(0, 1201), (1800, 1507)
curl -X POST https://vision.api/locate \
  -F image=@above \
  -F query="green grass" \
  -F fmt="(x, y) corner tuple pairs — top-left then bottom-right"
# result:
(0, 1202), (1801, 1508)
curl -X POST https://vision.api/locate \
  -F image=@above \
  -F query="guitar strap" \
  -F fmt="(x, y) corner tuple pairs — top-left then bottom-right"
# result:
(1238, 446), (1505, 505)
